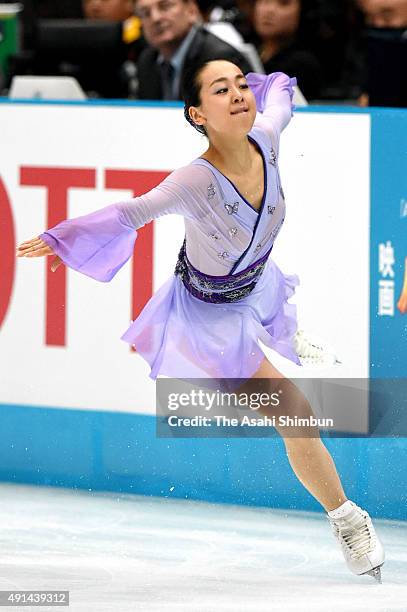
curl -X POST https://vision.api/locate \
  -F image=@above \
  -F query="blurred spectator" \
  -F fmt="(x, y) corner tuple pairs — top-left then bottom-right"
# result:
(83, 0), (136, 21)
(358, 0), (407, 27)
(357, 0), (407, 106)
(252, 0), (322, 100)
(134, 0), (252, 100)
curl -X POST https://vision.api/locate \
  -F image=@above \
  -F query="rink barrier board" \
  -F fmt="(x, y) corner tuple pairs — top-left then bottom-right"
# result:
(370, 111), (407, 377)
(0, 402), (406, 520)
(1, 100), (406, 519)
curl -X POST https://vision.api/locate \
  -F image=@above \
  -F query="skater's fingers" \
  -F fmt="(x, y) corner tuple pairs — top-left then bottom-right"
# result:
(16, 237), (44, 253)
(17, 236), (43, 248)
(18, 245), (53, 257)
(16, 239), (54, 258)
(25, 246), (53, 257)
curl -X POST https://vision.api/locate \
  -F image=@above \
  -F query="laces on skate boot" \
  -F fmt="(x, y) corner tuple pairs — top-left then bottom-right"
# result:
(294, 329), (341, 367)
(331, 511), (376, 560)
(327, 506), (385, 581)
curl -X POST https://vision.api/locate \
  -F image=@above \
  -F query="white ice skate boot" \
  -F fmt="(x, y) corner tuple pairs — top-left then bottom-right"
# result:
(294, 329), (341, 367)
(327, 500), (385, 582)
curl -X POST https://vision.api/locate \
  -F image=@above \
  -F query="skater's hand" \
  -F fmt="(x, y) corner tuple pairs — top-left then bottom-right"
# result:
(16, 236), (63, 272)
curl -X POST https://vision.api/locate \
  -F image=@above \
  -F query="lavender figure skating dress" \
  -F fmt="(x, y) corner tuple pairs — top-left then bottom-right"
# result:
(39, 72), (302, 382)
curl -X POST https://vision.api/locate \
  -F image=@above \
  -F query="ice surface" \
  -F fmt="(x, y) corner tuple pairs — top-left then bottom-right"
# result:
(0, 483), (405, 611)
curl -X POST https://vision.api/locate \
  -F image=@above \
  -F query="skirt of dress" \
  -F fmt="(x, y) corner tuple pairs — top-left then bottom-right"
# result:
(120, 257), (302, 387)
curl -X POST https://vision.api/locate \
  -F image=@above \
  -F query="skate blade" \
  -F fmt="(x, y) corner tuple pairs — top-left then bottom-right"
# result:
(364, 565), (383, 583)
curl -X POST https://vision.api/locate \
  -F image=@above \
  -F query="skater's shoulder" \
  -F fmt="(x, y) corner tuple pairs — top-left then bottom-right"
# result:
(166, 161), (218, 193)
(170, 161), (215, 182)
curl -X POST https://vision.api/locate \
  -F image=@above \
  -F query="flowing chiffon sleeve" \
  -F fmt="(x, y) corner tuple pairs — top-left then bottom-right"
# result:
(246, 71), (297, 155)
(40, 204), (139, 283)
(39, 164), (210, 282)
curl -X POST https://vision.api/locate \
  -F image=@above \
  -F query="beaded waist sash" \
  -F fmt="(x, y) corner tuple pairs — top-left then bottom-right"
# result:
(174, 239), (272, 304)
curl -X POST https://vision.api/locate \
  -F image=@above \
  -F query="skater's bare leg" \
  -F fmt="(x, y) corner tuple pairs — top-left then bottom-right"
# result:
(281, 437), (347, 512)
(234, 356), (384, 580)
(235, 357), (347, 512)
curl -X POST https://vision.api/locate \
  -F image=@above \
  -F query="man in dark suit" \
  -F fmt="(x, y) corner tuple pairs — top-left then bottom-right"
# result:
(134, 0), (252, 100)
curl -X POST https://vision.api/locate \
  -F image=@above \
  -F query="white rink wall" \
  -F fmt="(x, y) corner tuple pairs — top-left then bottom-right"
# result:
(1, 102), (370, 415)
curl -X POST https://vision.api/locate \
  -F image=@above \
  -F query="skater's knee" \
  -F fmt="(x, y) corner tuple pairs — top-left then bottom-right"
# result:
(268, 388), (320, 439)
(234, 371), (323, 439)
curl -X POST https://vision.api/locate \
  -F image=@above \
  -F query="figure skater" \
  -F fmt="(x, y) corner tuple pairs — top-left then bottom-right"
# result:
(16, 58), (385, 581)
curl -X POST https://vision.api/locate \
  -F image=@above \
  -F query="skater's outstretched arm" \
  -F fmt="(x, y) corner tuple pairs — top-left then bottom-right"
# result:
(247, 71), (296, 156)
(16, 164), (210, 282)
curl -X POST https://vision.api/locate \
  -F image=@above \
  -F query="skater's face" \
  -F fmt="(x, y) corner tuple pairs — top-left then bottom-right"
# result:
(188, 60), (256, 139)
(135, 0), (197, 51)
